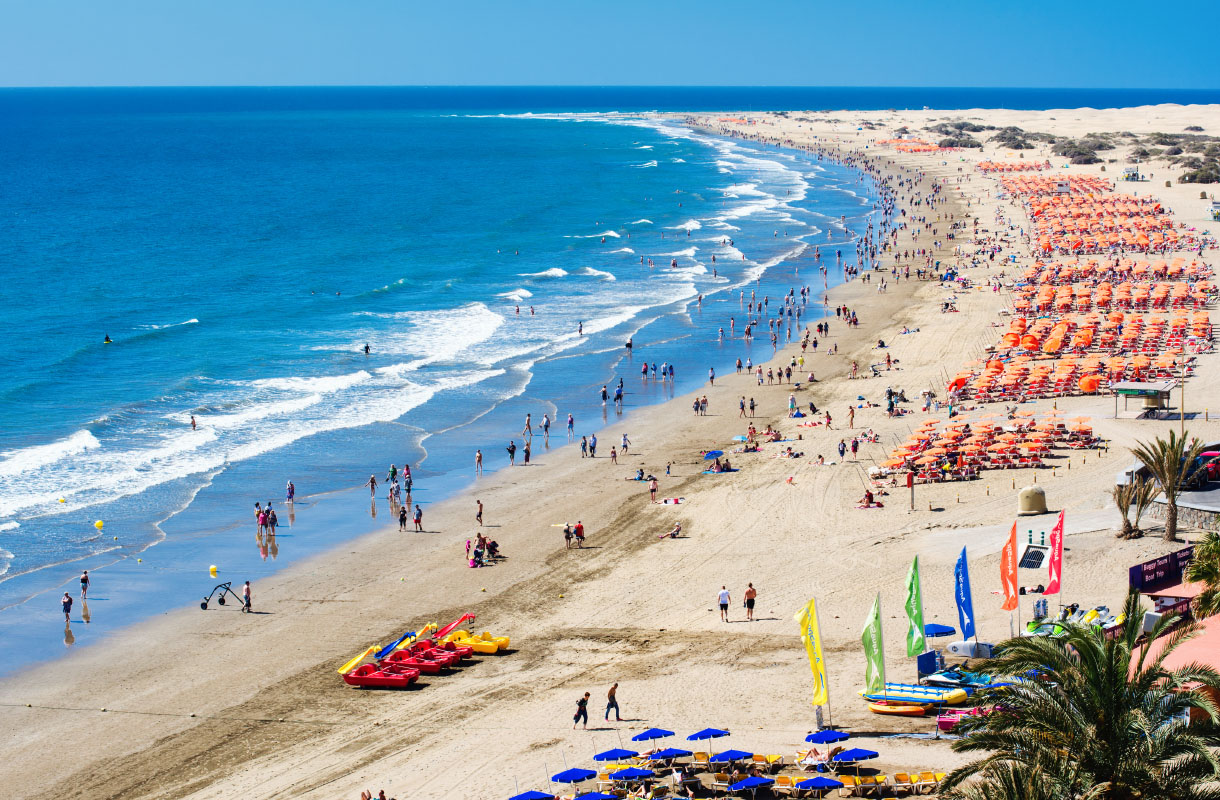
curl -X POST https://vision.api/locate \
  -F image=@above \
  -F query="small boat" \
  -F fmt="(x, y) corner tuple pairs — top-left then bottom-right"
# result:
(381, 650), (446, 673)
(424, 638), (474, 661)
(859, 682), (967, 706)
(923, 668), (1005, 690)
(400, 641), (462, 666)
(444, 630), (510, 653)
(342, 663), (421, 688)
(868, 702), (928, 716)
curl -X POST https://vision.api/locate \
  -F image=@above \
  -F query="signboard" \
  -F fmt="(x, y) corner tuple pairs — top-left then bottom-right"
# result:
(1128, 546), (1195, 593)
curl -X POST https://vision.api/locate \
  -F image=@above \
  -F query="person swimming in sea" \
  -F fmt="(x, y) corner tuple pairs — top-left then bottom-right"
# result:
(103, 334), (112, 344)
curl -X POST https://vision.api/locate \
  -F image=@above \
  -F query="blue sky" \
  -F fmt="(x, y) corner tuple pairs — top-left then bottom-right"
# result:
(1, 0), (1217, 88)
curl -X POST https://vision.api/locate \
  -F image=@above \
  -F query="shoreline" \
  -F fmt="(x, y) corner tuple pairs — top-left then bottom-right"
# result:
(4, 104), (1218, 800)
(0, 118), (874, 675)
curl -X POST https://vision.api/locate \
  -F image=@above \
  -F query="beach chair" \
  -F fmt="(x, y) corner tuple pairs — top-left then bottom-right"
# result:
(892, 773), (915, 795)
(753, 754), (771, 771)
(711, 773), (731, 792)
(767, 754), (786, 768)
(836, 775), (859, 797)
(871, 776), (890, 796)
(597, 772), (614, 791)
(915, 771), (938, 793)
(647, 786), (669, 799)
(692, 752), (711, 770)
(773, 774), (795, 796)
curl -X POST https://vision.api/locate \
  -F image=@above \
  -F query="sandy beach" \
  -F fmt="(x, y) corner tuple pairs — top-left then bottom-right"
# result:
(3, 104), (1219, 800)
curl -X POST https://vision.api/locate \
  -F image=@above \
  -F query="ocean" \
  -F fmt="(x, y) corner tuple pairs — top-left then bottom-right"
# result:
(0, 85), (1211, 674)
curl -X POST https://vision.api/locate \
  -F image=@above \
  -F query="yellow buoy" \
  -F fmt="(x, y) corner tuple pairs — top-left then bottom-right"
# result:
(94, 520), (104, 530)
(137, 558), (142, 563)
(58, 497), (66, 503)
(208, 565), (218, 578)
(113, 536), (118, 540)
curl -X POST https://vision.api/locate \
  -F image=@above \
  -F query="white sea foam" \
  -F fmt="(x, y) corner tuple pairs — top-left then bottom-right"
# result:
(497, 288), (534, 303)
(0, 522), (18, 532)
(578, 267), (617, 281)
(566, 230), (620, 239)
(630, 219), (653, 225)
(0, 430), (101, 479)
(520, 268), (569, 278)
(636, 145), (654, 149)
(252, 371), (372, 394)
(609, 247), (635, 254)
(632, 160), (658, 168)
(672, 158), (686, 163)
(669, 219), (702, 231)
(139, 318), (199, 330)
(660, 247), (698, 258)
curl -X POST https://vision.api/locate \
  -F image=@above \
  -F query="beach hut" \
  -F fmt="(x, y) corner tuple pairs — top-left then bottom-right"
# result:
(1121, 166), (1141, 182)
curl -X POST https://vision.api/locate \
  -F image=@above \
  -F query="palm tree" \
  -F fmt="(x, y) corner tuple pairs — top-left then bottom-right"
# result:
(1111, 477), (1159, 539)
(1186, 531), (1220, 619)
(942, 760), (1071, 800)
(1130, 430), (1208, 542)
(941, 591), (1220, 800)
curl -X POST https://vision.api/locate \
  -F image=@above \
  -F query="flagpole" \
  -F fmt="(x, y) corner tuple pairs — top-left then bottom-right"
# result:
(916, 557), (926, 683)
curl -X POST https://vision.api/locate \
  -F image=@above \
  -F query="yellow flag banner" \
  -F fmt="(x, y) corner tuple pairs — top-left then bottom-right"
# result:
(794, 597), (830, 706)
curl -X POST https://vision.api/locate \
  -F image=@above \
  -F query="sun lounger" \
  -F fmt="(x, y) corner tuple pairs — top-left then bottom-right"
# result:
(773, 774), (795, 796)
(692, 752), (711, 769)
(711, 772), (731, 791)
(836, 775), (859, 797)
(891, 772), (915, 795)
(915, 771), (938, 793)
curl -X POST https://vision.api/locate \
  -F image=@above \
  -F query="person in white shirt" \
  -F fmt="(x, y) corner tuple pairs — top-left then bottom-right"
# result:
(717, 586), (731, 622)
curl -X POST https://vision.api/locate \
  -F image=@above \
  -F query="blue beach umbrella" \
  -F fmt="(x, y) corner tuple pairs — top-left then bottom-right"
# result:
(805, 730), (850, 744)
(729, 775), (774, 793)
(924, 623), (956, 638)
(832, 748), (879, 763)
(609, 767), (654, 781)
(509, 792), (554, 800)
(593, 747), (638, 762)
(686, 727), (730, 741)
(710, 748), (754, 763)
(795, 776), (844, 795)
(631, 728), (674, 742)
(703, 450), (724, 460)
(648, 747), (692, 760)
(551, 768), (596, 784)
(572, 794), (618, 800)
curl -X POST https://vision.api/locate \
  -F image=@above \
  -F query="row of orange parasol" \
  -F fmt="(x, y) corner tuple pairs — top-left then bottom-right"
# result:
(1019, 257), (1209, 284)
(1000, 175), (1112, 195)
(880, 416), (1094, 470)
(977, 161), (1051, 173)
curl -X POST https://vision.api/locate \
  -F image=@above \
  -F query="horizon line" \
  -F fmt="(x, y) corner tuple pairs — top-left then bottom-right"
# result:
(2, 84), (1219, 91)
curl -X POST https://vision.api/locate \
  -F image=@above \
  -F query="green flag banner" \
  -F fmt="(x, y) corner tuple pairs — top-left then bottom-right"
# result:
(904, 555), (926, 658)
(860, 592), (886, 695)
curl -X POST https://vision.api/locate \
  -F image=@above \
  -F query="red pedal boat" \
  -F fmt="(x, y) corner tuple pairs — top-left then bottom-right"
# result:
(342, 663), (421, 688)
(381, 650), (446, 674)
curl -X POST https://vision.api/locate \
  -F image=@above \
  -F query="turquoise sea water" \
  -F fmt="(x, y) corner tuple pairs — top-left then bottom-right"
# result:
(0, 88), (896, 672)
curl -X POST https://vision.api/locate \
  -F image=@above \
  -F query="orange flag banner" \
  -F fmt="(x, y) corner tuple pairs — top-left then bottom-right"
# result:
(1000, 522), (1019, 611)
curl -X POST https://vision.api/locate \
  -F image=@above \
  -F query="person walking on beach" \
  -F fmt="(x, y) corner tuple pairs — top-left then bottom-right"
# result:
(190, 415), (197, 431)
(268, 507), (278, 535)
(242, 580), (252, 612)
(708, 367), (715, 386)
(474, 449), (483, 476)
(62, 592), (73, 622)
(848, 406), (855, 429)
(739, 396), (746, 418)
(398, 504), (408, 531)
(621, 433), (630, 454)
(744, 583), (757, 622)
(837, 440), (847, 460)
(78, 570), (90, 599)
(649, 477), (658, 503)
(580, 436), (588, 457)
(850, 438), (859, 459)
(542, 413), (551, 444)
(413, 504), (423, 532)
(364, 475), (378, 497)
(609, 446), (617, 464)
(286, 481), (295, 504)
(507, 440), (517, 466)
(718, 586), (731, 622)
(749, 397), (756, 417)
(574, 692), (590, 729)
(476, 500), (483, 526)
(567, 413), (575, 441)
(523, 413), (532, 439)
(523, 440), (531, 465)
(605, 683), (622, 722)
(589, 434), (597, 458)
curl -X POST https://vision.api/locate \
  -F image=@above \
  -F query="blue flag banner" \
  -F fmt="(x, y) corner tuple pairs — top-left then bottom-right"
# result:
(954, 546), (976, 640)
